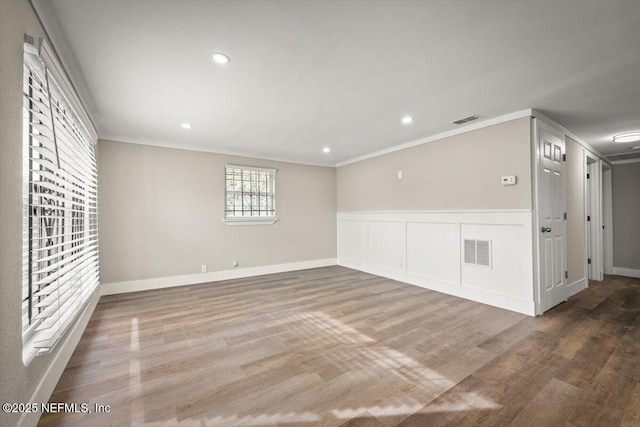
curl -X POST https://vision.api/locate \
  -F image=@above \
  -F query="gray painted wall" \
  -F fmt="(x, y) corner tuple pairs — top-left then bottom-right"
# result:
(337, 117), (533, 212)
(613, 162), (640, 270)
(98, 140), (337, 284)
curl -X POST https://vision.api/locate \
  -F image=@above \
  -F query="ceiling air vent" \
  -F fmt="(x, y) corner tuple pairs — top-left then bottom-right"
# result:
(453, 114), (479, 125)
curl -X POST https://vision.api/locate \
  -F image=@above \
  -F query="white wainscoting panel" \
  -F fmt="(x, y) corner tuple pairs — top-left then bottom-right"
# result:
(368, 221), (405, 273)
(460, 223), (525, 299)
(407, 222), (459, 285)
(337, 219), (368, 265)
(338, 211), (535, 315)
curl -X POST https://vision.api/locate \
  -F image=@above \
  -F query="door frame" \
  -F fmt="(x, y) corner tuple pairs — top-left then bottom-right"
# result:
(531, 118), (568, 315)
(586, 154), (603, 281)
(602, 164), (614, 274)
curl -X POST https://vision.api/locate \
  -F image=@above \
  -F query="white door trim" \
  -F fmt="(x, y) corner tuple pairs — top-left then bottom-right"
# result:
(531, 120), (541, 314)
(584, 150), (590, 283)
(602, 165), (614, 275)
(586, 156), (603, 281)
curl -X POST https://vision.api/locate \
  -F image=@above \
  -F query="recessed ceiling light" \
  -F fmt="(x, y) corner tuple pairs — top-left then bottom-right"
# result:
(322, 147), (331, 153)
(613, 131), (640, 143)
(181, 123), (192, 129)
(212, 53), (230, 65)
(402, 116), (413, 125)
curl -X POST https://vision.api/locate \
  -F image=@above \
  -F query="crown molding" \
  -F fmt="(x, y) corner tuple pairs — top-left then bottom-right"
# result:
(99, 135), (336, 168)
(336, 109), (534, 167)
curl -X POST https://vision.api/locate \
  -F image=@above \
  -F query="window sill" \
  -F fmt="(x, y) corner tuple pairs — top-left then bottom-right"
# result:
(224, 218), (278, 226)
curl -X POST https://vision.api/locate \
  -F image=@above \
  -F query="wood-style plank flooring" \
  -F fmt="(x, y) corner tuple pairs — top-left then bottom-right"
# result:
(39, 267), (640, 426)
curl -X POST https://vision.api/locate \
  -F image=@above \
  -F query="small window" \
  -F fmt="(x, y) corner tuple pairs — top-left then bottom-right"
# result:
(224, 165), (276, 225)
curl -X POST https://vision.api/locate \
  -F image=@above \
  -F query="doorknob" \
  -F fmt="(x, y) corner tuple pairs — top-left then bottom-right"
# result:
(541, 227), (552, 233)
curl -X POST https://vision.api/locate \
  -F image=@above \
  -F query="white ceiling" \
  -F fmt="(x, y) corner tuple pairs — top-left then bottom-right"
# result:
(34, 0), (640, 166)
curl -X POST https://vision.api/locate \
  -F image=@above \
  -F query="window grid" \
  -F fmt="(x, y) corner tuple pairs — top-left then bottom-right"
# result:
(225, 166), (276, 218)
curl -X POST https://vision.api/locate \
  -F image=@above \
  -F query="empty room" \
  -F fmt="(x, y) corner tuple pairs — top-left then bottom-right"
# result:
(2, 0), (640, 426)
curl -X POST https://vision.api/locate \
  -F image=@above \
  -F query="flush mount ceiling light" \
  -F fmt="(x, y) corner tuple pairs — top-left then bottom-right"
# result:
(401, 116), (413, 125)
(181, 123), (192, 130)
(613, 131), (640, 143)
(322, 147), (331, 153)
(212, 53), (230, 65)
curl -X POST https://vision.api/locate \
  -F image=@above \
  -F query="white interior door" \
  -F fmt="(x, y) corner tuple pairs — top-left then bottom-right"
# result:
(537, 124), (567, 313)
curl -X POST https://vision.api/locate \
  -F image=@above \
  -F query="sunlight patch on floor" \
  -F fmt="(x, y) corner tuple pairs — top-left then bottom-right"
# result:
(130, 317), (140, 351)
(263, 310), (500, 419)
(130, 317), (144, 422)
(271, 310), (376, 345)
(125, 310), (501, 425)
(204, 411), (320, 426)
(331, 403), (425, 419)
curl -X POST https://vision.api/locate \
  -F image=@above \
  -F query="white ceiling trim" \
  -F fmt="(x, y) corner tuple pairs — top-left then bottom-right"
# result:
(611, 158), (640, 165)
(104, 106), (607, 169)
(104, 110), (534, 169)
(336, 109), (534, 167)
(99, 135), (335, 168)
(335, 108), (609, 168)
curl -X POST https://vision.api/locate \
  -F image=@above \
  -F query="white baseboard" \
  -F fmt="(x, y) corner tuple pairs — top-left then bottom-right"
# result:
(613, 267), (640, 279)
(19, 291), (100, 427)
(338, 259), (536, 316)
(567, 277), (588, 299)
(337, 210), (536, 316)
(101, 258), (338, 296)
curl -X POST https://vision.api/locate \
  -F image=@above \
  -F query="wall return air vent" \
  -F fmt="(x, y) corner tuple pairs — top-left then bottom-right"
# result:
(453, 114), (479, 125)
(464, 239), (492, 268)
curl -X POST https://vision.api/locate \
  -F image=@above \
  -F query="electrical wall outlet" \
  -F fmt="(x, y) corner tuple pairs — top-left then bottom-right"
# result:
(201, 264), (207, 273)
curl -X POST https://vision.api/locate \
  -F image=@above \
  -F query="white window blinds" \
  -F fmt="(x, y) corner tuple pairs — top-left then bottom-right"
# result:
(22, 38), (99, 362)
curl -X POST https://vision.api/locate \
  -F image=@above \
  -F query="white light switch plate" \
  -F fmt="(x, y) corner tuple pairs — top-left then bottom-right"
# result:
(501, 176), (517, 185)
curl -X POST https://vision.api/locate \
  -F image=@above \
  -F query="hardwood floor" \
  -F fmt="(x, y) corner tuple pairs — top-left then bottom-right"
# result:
(39, 267), (640, 427)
